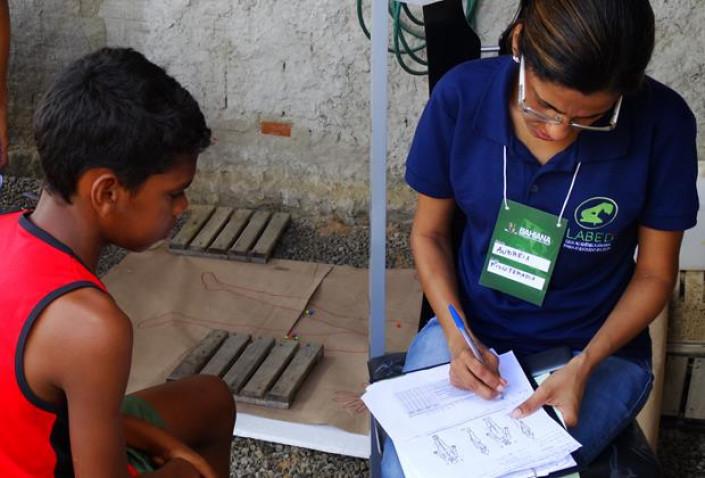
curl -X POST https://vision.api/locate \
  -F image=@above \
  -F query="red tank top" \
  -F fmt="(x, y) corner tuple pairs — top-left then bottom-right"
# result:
(0, 211), (107, 477)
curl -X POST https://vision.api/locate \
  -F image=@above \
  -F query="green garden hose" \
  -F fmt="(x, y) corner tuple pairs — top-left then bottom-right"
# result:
(356, 0), (479, 76)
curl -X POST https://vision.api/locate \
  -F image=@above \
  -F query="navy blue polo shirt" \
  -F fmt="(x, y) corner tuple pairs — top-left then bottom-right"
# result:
(406, 55), (699, 359)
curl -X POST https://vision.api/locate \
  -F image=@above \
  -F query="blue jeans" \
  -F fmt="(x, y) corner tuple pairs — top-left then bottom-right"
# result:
(380, 318), (653, 477)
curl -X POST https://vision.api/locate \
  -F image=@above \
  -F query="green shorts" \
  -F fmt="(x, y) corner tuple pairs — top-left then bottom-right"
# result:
(121, 395), (167, 473)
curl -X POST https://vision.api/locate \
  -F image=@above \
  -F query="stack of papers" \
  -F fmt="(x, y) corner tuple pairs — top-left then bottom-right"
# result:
(362, 352), (581, 478)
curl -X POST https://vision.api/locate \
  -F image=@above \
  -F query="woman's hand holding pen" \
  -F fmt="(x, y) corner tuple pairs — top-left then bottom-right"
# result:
(448, 332), (507, 400)
(446, 304), (507, 400)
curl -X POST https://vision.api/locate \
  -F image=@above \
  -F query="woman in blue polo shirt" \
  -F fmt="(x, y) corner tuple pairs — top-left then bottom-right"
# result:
(382, 0), (699, 475)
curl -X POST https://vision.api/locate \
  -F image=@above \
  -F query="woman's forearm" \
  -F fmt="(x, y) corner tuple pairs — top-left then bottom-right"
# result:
(580, 271), (674, 373)
(411, 230), (472, 353)
(580, 227), (681, 373)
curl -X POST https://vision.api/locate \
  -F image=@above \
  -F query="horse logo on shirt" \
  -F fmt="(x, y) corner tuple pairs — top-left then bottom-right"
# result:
(574, 197), (619, 230)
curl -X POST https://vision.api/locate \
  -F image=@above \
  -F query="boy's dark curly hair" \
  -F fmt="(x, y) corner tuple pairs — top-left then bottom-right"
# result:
(34, 47), (211, 202)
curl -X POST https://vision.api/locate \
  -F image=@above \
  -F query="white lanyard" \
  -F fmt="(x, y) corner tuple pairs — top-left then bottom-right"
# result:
(502, 145), (581, 227)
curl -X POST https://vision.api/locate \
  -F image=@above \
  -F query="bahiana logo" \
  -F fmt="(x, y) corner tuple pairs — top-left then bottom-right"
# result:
(574, 197), (619, 230)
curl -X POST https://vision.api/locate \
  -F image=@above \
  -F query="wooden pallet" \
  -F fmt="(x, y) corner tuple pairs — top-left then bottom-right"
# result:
(167, 329), (323, 409)
(662, 345), (705, 420)
(169, 205), (291, 263)
(662, 271), (705, 420)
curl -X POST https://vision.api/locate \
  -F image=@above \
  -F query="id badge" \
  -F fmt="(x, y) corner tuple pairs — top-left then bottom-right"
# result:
(479, 200), (567, 306)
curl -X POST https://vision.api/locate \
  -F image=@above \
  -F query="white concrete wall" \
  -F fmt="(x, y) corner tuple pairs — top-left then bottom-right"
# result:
(8, 0), (705, 218)
(8, 0), (106, 175)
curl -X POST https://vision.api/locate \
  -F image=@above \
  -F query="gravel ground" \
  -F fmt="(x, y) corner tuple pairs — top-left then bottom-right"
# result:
(3, 175), (705, 477)
(659, 420), (705, 478)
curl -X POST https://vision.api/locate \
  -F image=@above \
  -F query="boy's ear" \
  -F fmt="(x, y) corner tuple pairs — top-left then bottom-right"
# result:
(81, 169), (127, 216)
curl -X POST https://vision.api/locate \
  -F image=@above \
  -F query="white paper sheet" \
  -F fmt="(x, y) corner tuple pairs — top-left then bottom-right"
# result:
(362, 352), (580, 478)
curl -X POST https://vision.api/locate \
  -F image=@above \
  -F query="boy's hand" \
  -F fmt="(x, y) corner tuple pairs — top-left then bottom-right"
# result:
(512, 355), (591, 427)
(152, 444), (217, 478)
(448, 335), (506, 400)
(123, 414), (216, 478)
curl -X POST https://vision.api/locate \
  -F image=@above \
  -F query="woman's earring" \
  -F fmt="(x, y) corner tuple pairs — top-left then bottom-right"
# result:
(512, 55), (520, 64)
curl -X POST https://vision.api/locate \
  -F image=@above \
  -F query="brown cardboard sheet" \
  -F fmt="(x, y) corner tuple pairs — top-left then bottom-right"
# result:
(237, 265), (422, 434)
(103, 245), (421, 435)
(103, 245), (333, 393)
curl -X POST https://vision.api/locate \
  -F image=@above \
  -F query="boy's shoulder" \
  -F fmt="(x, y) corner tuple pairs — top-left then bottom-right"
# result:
(41, 286), (131, 365)
(27, 287), (133, 404)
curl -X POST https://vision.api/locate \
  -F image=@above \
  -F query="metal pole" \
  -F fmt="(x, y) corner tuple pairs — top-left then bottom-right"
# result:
(369, 0), (388, 475)
(369, 0), (387, 374)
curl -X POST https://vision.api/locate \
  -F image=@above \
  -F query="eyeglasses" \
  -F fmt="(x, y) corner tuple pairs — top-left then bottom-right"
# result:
(518, 55), (622, 132)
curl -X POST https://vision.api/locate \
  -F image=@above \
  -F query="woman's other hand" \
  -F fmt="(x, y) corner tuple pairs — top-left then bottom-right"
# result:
(512, 354), (591, 427)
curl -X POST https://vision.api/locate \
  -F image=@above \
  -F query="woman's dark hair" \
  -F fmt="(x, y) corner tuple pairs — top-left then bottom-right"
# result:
(499, 0), (655, 94)
(33, 47), (212, 202)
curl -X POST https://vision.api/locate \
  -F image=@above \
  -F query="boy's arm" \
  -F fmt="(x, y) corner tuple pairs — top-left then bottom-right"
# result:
(35, 288), (199, 478)
(123, 416), (217, 478)
(0, 0), (9, 169)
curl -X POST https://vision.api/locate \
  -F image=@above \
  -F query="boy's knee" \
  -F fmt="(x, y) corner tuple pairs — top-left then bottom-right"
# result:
(184, 375), (236, 423)
(202, 375), (236, 415)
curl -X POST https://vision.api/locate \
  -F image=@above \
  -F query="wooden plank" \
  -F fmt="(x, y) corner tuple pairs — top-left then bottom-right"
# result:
(209, 209), (253, 254)
(200, 334), (250, 377)
(250, 212), (291, 263)
(661, 355), (689, 416)
(667, 342), (705, 357)
(685, 357), (705, 419)
(170, 205), (215, 250)
(239, 340), (299, 398)
(229, 211), (271, 259)
(233, 394), (292, 409)
(267, 342), (323, 407)
(223, 337), (275, 393)
(167, 329), (229, 381)
(189, 207), (233, 251)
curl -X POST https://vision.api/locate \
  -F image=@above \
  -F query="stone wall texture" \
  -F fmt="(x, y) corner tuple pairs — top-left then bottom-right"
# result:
(8, 0), (705, 218)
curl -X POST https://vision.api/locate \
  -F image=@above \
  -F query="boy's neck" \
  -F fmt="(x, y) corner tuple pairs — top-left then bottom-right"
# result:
(30, 191), (104, 273)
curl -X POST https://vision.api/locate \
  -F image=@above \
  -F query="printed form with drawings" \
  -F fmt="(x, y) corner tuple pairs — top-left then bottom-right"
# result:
(362, 352), (581, 478)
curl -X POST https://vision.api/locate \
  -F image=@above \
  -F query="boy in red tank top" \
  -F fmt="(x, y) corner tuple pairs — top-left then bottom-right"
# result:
(0, 48), (235, 477)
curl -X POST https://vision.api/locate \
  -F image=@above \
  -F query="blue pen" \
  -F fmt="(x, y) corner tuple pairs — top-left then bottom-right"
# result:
(448, 304), (484, 364)
(448, 304), (505, 395)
